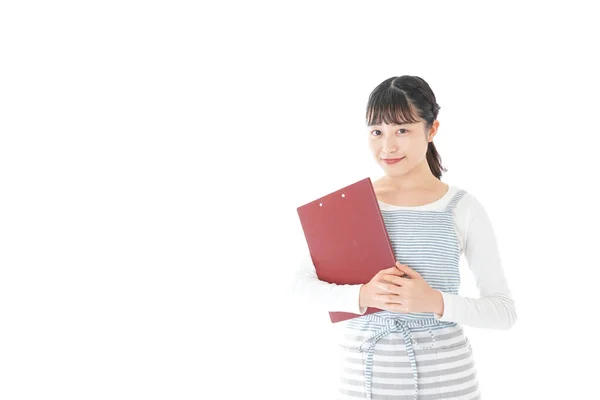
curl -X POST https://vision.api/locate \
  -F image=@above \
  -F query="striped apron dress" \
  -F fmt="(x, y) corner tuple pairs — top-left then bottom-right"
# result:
(335, 189), (480, 400)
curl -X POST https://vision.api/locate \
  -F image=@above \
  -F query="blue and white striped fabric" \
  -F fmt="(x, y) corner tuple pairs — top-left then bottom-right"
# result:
(336, 189), (481, 400)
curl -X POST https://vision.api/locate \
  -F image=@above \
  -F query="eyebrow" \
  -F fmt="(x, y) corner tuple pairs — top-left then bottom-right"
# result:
(368, 122), (409, 127)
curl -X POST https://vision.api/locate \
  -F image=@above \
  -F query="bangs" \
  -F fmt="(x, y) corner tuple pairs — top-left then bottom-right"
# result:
(366, 88), (421, 126)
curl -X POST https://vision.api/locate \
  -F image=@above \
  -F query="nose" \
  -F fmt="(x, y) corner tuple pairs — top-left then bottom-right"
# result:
(382, 135), (398, 154)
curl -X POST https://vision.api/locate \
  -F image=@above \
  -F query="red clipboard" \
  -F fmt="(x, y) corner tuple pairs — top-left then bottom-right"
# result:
(296, 177), (397, 323)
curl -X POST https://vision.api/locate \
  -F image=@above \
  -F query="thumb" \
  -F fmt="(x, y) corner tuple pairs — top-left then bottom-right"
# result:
(395, 261), (422, 279)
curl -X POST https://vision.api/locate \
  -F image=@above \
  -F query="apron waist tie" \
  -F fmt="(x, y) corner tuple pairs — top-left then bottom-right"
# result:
(358, 318), (441, 400)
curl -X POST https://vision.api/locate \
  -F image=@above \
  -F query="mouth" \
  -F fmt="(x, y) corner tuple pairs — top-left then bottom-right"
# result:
(381, 157), (405, 165)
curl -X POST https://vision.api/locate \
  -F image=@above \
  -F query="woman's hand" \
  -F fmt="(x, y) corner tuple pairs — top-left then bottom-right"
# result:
(360, 261), (444, 314)
(359, 265), (405, 310)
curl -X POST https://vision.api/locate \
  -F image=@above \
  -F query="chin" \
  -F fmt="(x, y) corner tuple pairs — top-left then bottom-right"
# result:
(384, 163), (413, 175)
(383, 169), (405, 177)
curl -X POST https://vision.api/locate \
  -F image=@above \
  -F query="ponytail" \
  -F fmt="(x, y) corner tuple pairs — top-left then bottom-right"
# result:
(426, 141), (447, 180)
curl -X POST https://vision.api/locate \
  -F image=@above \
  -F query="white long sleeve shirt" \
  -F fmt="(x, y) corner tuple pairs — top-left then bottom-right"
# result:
(290, 185), (517, 330)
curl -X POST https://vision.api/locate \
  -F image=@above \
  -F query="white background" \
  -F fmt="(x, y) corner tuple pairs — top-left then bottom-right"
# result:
(1, 1), (599, 399)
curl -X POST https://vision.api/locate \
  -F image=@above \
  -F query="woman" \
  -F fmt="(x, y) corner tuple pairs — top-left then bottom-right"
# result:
(291, 75), (517, 399)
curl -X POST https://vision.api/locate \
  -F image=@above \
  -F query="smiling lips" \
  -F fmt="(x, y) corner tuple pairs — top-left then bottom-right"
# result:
(382, 157), (405, 165)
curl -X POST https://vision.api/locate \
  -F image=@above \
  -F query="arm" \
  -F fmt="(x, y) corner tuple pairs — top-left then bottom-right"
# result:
(433, 195), (517, 330)
(289, 253), (367, 315)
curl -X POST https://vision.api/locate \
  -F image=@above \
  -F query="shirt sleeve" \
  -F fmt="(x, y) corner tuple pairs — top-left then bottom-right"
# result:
(432, 194), (517, 330)
(289, 252), (368, 315)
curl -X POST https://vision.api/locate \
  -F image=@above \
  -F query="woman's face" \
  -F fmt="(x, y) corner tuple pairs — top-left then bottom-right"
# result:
(367, 119), (439, 177)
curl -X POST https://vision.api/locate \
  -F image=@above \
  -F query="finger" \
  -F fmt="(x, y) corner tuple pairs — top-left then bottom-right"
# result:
(381, 274), (408, 286)
(395, 261), (422, 279)
(373, 293), (402, 304)
(378, 265), (405, 277)
(384, 265), (406, 274)
(374, 281), (403, 295)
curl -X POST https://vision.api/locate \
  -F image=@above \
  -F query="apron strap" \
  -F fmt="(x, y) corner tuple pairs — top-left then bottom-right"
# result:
(444, 189), (467, 213)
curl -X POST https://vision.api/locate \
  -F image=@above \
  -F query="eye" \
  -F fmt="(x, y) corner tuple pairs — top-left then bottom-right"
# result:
(370, 128), (408, 136)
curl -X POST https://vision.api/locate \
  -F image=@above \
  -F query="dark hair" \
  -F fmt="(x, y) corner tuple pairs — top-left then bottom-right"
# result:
(365, 75), (447, 179)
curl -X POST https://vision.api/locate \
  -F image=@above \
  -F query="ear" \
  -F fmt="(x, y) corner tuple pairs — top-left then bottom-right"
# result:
(427, 120), (440, 142)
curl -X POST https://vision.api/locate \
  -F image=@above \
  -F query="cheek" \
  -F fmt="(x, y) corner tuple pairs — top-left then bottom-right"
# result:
(405, 137), (428, 155)
(368, 140), (379, 154)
